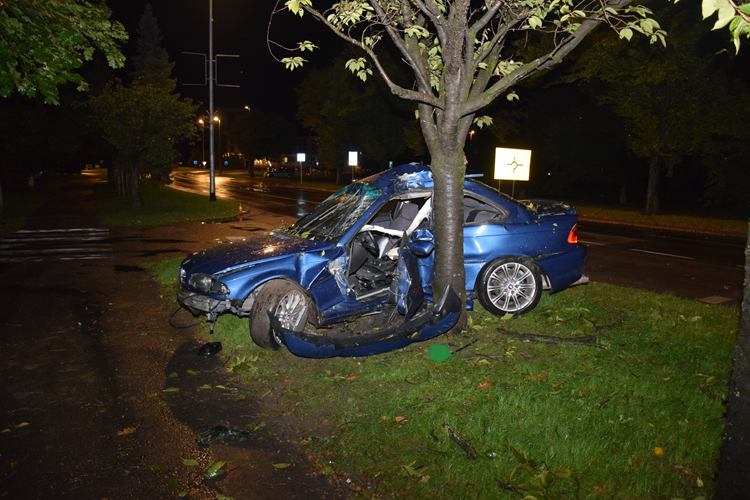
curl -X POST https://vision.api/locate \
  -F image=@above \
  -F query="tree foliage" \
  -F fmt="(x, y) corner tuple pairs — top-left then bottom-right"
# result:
(0, 0), (127, 105)
(272, 0), (663, 310)
(130, 3), (174, 91)
(565, 2), (738, 214)
(89, 5), (196, 207)
(695, 0), (750, 52)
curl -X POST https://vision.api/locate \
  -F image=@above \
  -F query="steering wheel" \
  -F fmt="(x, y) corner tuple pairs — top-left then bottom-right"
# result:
(357, 231), (379, 256)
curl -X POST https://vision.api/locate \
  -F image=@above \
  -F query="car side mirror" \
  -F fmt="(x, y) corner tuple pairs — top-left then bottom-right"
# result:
(406, 228), (434, 256)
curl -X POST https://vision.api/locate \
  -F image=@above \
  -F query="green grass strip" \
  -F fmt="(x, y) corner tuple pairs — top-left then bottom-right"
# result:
(148, 256), (738, 500)
(95, 183), (238, 228)
(577, 206), (748, 237)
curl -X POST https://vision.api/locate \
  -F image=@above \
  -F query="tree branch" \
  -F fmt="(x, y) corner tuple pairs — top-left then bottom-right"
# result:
(301, 3), (441, 108)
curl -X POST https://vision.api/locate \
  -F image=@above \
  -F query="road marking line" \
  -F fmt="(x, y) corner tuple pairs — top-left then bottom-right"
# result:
(630, 249), (694, 260)
(16, 228), (108, 234)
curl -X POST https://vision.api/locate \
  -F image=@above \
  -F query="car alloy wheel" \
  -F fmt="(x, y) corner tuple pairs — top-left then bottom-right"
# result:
(477, 257), (542, 316)
(249, 280), (309, 350)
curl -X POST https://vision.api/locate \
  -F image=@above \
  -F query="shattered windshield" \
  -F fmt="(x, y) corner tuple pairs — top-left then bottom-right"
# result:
(288, 183), (382, 242)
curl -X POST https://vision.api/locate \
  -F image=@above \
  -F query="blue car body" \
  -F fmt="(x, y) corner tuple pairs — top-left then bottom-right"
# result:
(178, 163), (587, 358)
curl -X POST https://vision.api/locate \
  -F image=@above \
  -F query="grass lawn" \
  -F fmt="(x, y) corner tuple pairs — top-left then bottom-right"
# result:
(96, 182), (238, 228)
(147, 256), (739, 500)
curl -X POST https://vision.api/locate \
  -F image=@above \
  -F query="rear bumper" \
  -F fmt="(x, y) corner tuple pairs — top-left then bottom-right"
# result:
(535, 245), (587, 293)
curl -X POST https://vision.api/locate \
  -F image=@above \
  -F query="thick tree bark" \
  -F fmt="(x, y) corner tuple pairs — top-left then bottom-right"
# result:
(130, 165), (142, 207)
(645, 154), (660, 215)
(714, 220), (750, 498)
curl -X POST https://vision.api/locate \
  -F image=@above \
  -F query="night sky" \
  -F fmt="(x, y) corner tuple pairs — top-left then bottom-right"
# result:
(107, 0), (342, 120)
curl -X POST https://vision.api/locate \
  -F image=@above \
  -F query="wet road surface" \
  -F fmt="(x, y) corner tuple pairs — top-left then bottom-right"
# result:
(0, 174), (344, 499)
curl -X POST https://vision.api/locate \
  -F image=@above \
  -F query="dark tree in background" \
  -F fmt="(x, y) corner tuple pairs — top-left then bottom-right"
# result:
(296, 55), (411, 183)
(130, 4), (174, 91)
(90, 4), (196, 207)
(226, 108), (297, 171)
(565, 1), (744, 215)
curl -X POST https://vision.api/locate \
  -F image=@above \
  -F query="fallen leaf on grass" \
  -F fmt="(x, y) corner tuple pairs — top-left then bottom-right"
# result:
(697, 477), (704, 487)
(528, 374), (548, 382)
(272, 463), (292, 469)
(204, 461), (228, 478)
(380, 416), (389, 421)
(421, 475), (430, 482)
(2, 422), (30, 433)
(346, 373), (356, 380)
(552, 382), (563, 388)
(654, 447), (664, 456)
(476, 381), (493, 389)
(117, 427), (136, 436)
(348, 483), (362, 492)
(593, 485), (605, 493)
(395, 416), (408, 425)
(164, 387), (180, 393)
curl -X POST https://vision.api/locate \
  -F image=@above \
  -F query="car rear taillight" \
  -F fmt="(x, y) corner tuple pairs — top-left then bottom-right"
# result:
(568, 224), (579, 244)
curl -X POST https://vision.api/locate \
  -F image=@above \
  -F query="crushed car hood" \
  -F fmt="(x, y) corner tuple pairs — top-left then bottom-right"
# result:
(181, 232), (333, 276)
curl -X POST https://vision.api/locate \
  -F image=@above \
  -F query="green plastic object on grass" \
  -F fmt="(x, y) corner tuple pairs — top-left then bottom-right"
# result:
(429, 344), (452, 362)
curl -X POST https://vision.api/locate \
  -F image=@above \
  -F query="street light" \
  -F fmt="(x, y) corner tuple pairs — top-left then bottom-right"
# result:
(198, 119), (205, 164)
(213, 116), (221, 166)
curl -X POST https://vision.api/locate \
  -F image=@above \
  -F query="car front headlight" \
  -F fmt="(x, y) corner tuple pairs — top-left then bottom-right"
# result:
(189, 273), (230, 295)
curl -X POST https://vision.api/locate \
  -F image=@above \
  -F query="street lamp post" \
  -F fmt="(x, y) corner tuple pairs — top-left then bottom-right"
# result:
(213, 116), (221, 171)
(198, 119), (205, 164)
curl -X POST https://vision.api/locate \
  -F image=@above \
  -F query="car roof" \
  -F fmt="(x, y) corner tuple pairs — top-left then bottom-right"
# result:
(362, 163), (532, 223)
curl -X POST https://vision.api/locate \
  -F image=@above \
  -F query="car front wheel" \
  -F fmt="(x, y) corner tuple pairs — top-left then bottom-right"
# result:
(249, 280), (309, 350)
(476, 257), (543, 316)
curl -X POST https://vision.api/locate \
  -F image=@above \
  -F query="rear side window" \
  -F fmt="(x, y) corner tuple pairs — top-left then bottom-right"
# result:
(463, 195), (506, 225)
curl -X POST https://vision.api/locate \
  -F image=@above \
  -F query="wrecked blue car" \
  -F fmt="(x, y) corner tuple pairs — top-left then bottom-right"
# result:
(178, 163), (587, 358)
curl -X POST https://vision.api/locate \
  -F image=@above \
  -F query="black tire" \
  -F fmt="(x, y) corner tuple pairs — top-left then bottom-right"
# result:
(476, 257), (543, 316)
(249, 280), (309, 350)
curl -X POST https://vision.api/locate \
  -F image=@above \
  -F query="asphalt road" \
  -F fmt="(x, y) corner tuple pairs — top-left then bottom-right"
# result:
(172, 170), (746, 307)
(0, 173), (344, 499)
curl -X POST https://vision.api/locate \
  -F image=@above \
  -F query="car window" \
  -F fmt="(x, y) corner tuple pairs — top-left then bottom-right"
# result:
(464, 194), (506, 224)
(289, 183), (383, 242)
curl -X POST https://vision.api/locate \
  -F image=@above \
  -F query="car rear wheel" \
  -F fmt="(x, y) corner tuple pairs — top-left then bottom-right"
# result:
(476, 257), (542, 316)
(249, 280), (309, 350)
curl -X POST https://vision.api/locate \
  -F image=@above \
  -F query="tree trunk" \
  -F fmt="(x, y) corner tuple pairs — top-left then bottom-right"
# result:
(130, 165), (143, 207)
(713, 220), (750, 498)
(619, 181), (627, 205)
(645, 154), (660, 215)
(430, 149), (467, 330)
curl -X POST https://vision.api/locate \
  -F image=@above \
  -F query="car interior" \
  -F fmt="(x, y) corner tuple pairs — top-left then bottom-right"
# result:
(346, 192), (505, 301)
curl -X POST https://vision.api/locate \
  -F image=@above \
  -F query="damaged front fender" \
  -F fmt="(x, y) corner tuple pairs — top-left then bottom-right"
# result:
(269, 286), (462, 358)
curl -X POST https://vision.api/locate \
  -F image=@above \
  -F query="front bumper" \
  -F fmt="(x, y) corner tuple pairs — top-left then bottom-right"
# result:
(178, 286), (230, 316)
